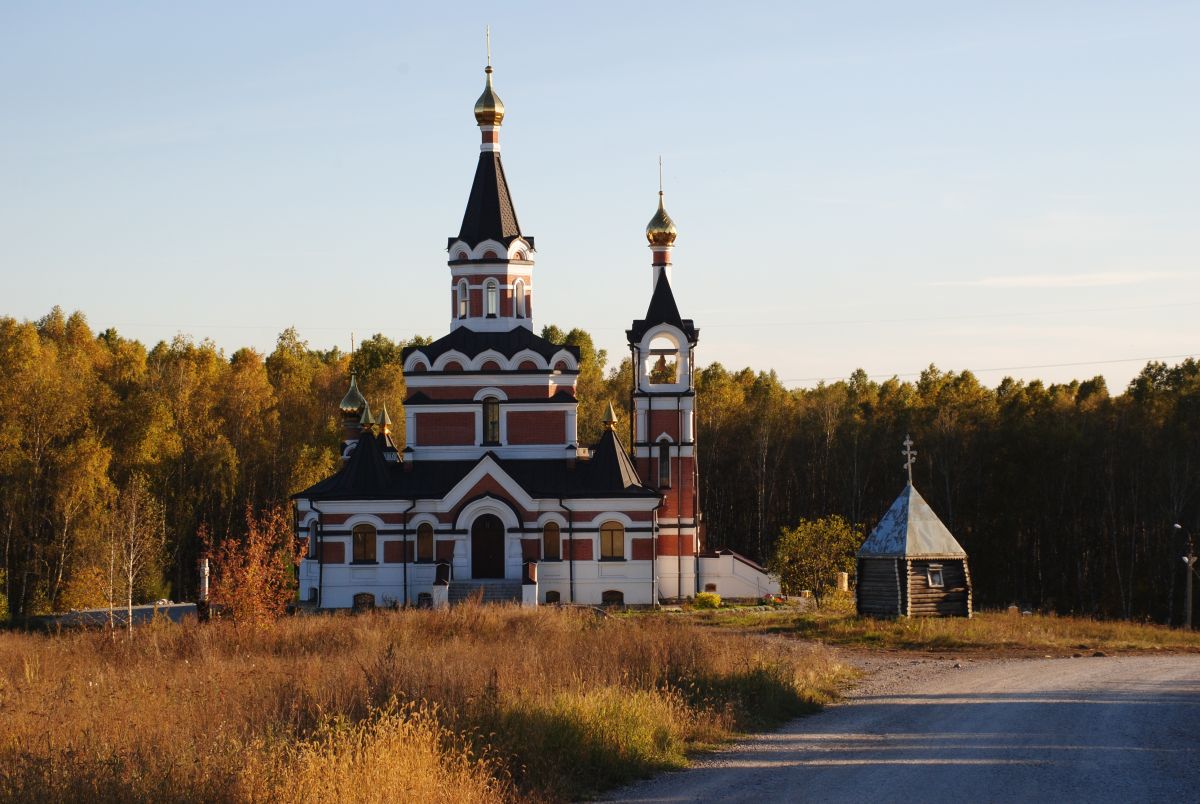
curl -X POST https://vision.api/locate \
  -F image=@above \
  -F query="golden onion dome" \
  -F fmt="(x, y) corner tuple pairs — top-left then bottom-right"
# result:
(645, 191), (677, 246)
(474, 66), (505, 126)
(339, 372), (367, 415)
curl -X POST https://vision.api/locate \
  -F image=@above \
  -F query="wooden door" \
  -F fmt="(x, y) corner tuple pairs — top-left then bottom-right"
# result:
(471, 514), (506, 578)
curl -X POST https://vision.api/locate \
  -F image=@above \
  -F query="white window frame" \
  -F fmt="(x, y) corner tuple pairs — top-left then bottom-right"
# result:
(457, 279), (469, 319)
(485, 279), (499, 317)
(514, 279), (526, 318)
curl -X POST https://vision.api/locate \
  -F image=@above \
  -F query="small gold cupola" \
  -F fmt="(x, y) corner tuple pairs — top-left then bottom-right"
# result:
(645, 191), (677, 247)
(339, 372), (367, 416)
(474, 68), (505, 127)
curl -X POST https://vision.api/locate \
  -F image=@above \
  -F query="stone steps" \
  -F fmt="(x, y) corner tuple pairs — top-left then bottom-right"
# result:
(447, 580), (522, 605)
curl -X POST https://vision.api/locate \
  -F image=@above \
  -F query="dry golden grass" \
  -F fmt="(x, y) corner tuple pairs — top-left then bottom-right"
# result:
(0, 606), (847, 802)
(696, 608), (1200, 654)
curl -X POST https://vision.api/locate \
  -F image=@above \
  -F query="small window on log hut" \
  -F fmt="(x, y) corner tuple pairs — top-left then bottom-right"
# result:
(545, 590), (561, 604)
(601, 590), (624, 606)
(927, 564), (945, 588)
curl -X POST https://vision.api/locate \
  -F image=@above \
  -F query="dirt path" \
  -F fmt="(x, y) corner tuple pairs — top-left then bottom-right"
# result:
(606, 654), (1200, 803)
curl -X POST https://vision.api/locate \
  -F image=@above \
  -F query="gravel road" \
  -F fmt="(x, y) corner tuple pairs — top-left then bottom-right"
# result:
(606, 654), (1200, 803)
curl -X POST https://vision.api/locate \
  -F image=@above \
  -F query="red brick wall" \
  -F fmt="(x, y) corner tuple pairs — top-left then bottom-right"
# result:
(521, 538), (540, 561)
(649, 411), (681, 441)
(507, 411), (565, 445)
(415, 412), (474, 445)
(631, 538), (654, 560)
(568, 539), (593, 560)
(435, 541), (455, 562)
(383, 541), (413, 563)
(450, 476), (537, 520)
(321, 514), (350, 525)
(321, 542), (345, 563)
(656, 534), (696, 557)
(413, 386), (557, 400)
(379, 513), (407, 524)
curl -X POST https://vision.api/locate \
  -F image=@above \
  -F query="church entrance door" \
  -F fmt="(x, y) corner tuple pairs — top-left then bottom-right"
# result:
(471, 514), (506, 578)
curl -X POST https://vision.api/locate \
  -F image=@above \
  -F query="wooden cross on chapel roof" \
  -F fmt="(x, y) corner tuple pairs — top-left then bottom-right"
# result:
(902, 434), (917, 485)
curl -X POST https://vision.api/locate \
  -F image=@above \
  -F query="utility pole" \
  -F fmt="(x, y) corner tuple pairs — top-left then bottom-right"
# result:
(1176, 524), (1197, 630)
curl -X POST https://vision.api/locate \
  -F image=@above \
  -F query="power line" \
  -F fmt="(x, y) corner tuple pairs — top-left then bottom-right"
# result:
(781, 353), (1200, 385)
(84, 300), (1200, 335)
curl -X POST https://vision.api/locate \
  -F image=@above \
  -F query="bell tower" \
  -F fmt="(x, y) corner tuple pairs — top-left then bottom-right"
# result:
(627, 186), (700, 598)
(445, 45), (536, 334)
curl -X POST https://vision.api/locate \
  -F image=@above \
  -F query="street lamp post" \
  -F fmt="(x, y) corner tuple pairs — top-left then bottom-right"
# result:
(1176, 524), (1197, 630)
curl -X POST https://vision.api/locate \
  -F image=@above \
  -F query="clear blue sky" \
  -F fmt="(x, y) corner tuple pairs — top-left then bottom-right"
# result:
(3, 2), (1198, 389)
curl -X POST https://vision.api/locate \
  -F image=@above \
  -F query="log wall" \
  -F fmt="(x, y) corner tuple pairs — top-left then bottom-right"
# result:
(906, 559), (971, 617)
(856, 558), (902, 617)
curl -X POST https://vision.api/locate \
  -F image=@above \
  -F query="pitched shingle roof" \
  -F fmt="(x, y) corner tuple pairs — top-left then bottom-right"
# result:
(858, 483), (967, 558)
(402, 326), (580, 365)
(292, 433), (658, 502)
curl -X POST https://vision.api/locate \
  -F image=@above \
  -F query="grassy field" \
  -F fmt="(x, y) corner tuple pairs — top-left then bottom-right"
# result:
(693, 607), (1200, 654)
(0, 606), (848, 803)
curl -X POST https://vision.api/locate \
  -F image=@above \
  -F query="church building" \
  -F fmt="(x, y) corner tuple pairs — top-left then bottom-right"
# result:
(291, 60), (778, 608)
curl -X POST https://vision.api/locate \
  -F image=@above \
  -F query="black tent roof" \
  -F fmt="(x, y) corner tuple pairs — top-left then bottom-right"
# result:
(627, 271), (698, 345)
(452, 152), (525, 249)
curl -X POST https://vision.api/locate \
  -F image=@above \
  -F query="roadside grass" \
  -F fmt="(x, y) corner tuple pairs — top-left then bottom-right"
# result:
(692, 608), (1200, 654)
(0, 606), (848, 803)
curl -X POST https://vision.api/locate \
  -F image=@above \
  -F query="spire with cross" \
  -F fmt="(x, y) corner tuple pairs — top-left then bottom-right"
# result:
(902, 434), (917, 485)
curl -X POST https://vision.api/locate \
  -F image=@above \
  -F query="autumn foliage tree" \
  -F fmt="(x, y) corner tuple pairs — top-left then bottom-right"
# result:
(769, 515), (861, 607)
(206, 505), (301, 624)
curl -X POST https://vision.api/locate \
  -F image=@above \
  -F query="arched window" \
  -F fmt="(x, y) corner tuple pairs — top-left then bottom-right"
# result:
(457, 280), (469, 319)
(545, 590), (561, 604)
(514, 279), (526, 318)
(646, 334), (680, 385)
(599, 521), (624, 561)
(658, 438), (671, 488)
(542, 522), (561, 561)
(416, 523), (434, 563)
(352, 523), (377, 563)
(483, 397), (500, 443)
(601, 590), (625, 606)
(485, 280), (499, 317)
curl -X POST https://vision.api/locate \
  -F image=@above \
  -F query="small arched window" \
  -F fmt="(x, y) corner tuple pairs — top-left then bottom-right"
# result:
(483, 397), (500, 443)
(542, 522), (561, 561)
(545, 590), (561, 604)
(658, 438), (671, 488)
(416, 523), (434, 563)
(485, 280), (499, 317)
(514, 279), (526, 318)
(457, 280), (469, 319)
(601, 589), (625, 606)
(352, 524), (377, 563)
(646, 334), (680, 385)
(599, 521), (624, 561)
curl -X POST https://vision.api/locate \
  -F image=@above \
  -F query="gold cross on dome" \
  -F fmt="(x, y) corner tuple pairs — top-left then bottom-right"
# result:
(902, 434), (917, 485)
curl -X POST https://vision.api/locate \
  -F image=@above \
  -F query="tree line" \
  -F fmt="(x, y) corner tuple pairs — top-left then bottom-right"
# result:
(1, 307), (1196, 622)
